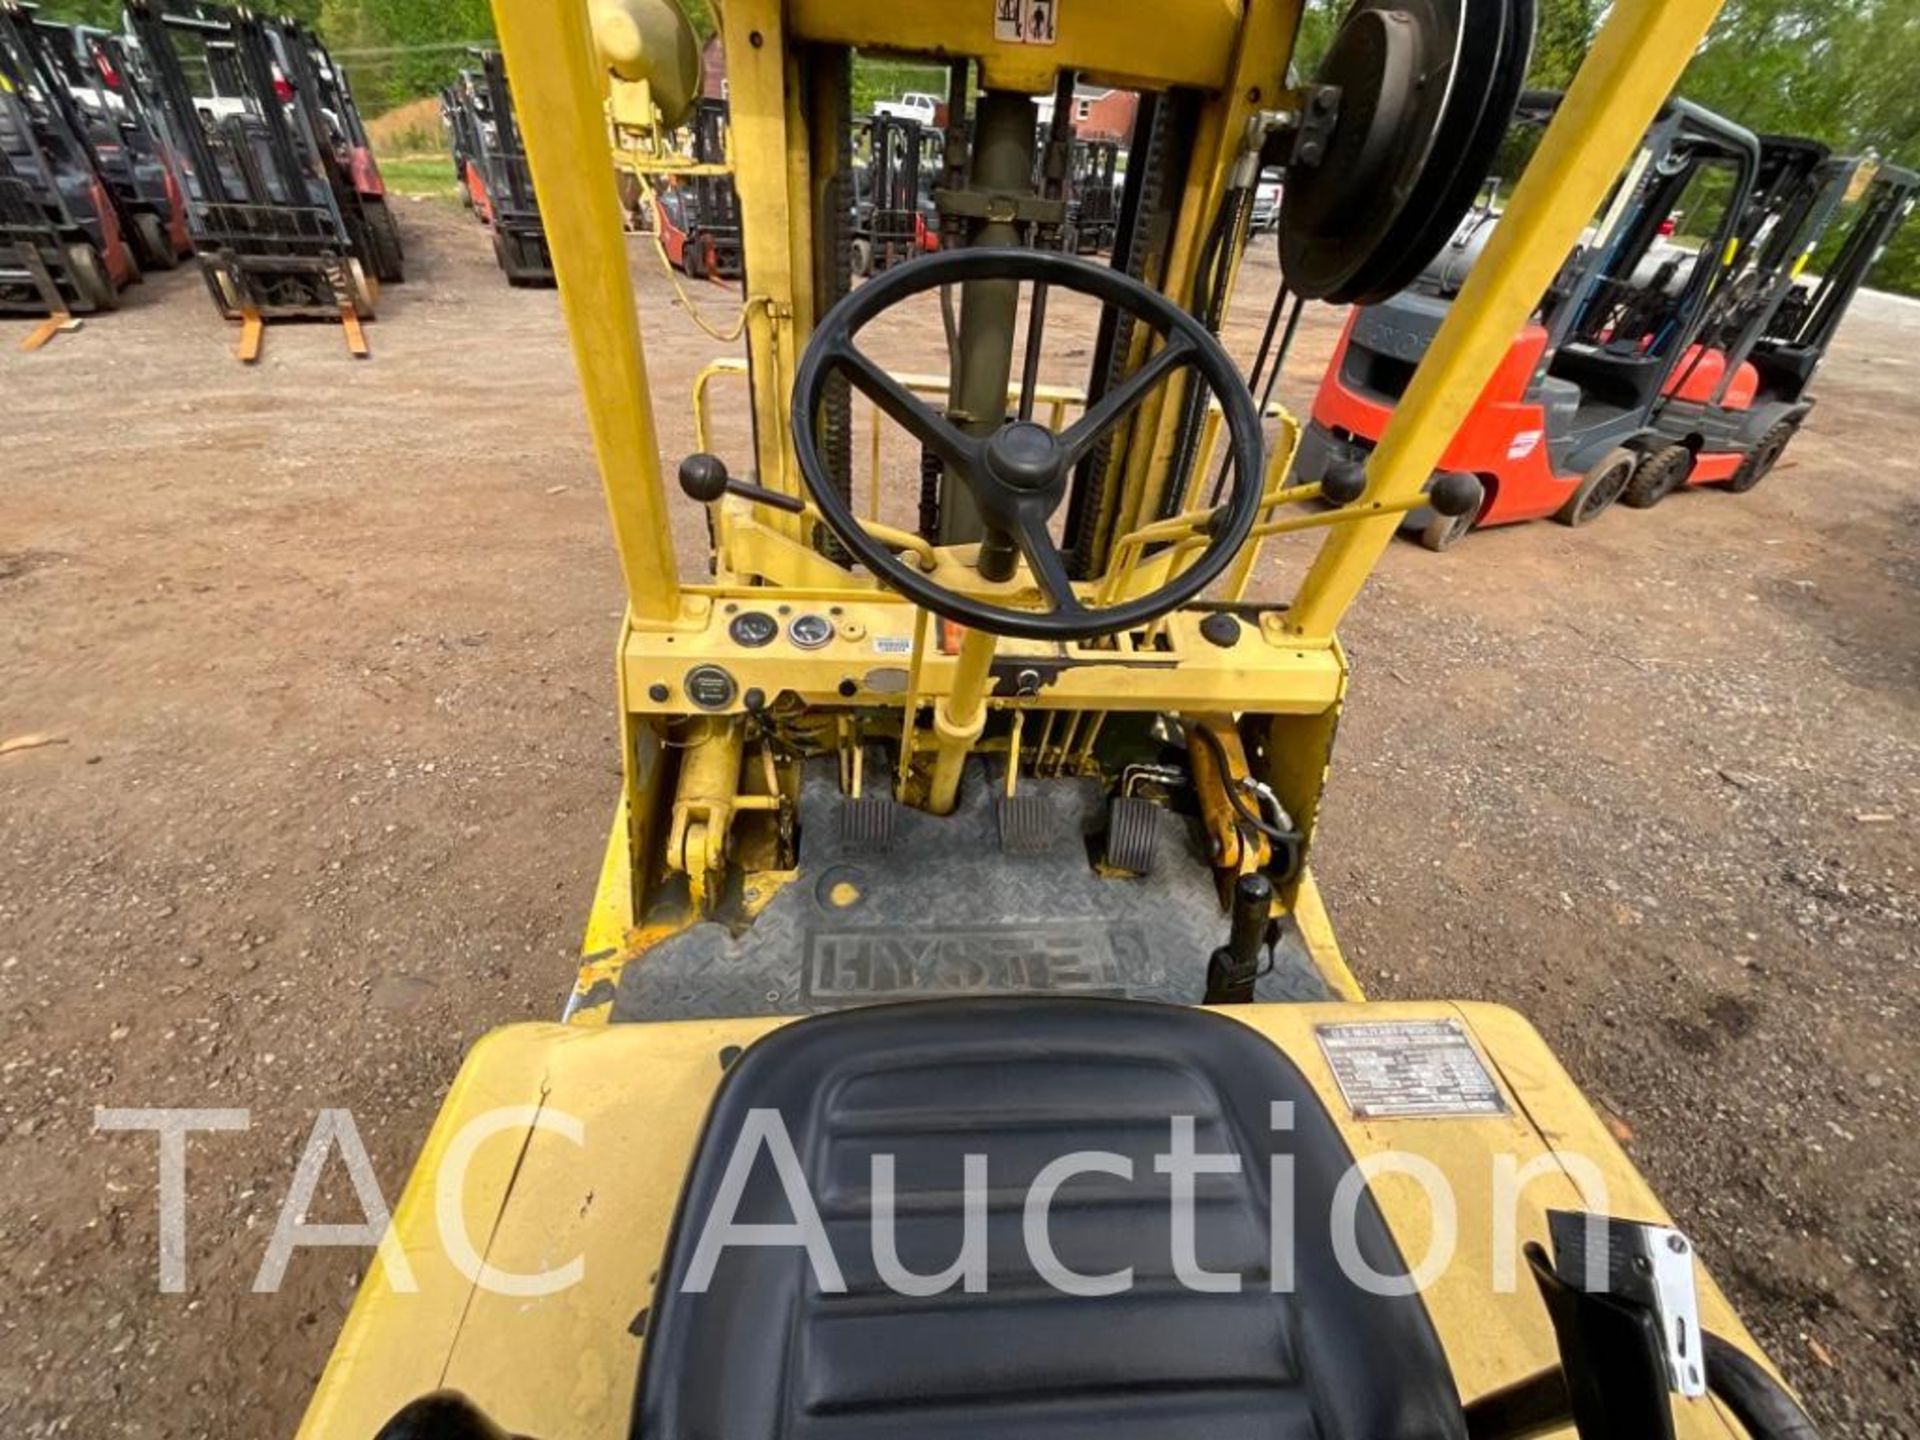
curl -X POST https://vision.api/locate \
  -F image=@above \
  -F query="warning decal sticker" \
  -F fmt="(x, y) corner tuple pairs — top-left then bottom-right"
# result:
(994, 0), (1058, 45)
(1316, 1019), (1510, 1120)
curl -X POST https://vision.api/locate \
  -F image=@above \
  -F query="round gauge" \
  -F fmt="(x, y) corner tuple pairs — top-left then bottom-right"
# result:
(787, 613), (835, 650)
(728, 610), (779, 647)
(683, 664), (737, 711)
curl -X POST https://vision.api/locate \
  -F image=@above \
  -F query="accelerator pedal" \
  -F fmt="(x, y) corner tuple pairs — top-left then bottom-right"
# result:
(1103, 796), (1160, 876)
(996, 794), (1055, 856)
(838, 796), (895, 854)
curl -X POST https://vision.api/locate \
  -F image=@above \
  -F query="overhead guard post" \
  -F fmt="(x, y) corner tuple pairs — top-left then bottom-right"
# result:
(492, 0), (682, 625)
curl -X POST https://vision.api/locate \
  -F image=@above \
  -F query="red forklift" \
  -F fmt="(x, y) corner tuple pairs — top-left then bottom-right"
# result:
(440, 48), (551, 285)
(1622, 150), (1918, 506)
(1294, 95), (1764, 548)
(440, 70), (483, 211)
(653, 98), (742, 280)
(24, 14), (192, 270)
(850, 111), (939, 275)
(297, 21), (396, 265)
(0, 2), (138, 339)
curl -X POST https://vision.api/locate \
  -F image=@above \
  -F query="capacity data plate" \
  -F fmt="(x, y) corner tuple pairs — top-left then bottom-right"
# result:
(1316, 1019), (1509, 1119)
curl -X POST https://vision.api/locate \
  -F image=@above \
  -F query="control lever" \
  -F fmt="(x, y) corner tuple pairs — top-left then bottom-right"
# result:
(1321, 457), (1369, 505)
(1204, 872), (1273, 1004)
(1428, 469), (1485, 518)
(679, 452), (806, 514)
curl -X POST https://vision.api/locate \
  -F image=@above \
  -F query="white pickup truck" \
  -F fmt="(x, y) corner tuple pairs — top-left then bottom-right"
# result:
(873, 92), (940, 126)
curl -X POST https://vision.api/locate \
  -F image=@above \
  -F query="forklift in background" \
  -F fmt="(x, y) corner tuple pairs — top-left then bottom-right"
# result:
(1624, 150), (1918, 505)
(649, 96), (742, 280)
(1068, 135), (1121, 252)
(0, 2), (138, 345)
(443, 48), (552, 285)
(25, 14), (192, 270)
(124, 0), (401, 360)
(850, 110), (939, 275)
(297, 20), (396, 261)
(300, 0), (1832, 1436)
(1294, 95), (1764, 548)
(439, 69), (482, 206)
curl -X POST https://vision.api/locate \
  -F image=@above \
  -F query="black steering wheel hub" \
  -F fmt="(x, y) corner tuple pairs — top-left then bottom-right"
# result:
(984, 421), (1067, 496)
(790, 247), (1265, 641)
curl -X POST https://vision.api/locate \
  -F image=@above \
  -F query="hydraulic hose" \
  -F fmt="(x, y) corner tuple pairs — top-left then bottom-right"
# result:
(1188, 720), (1303, 882)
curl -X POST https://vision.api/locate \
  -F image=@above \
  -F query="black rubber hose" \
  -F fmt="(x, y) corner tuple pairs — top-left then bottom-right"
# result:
(1189, 721), (1303, 882)
(1704, 1333), (1820, 1440)
(1159, 184), (1249, 518)
(1188, 722), (1292, 841)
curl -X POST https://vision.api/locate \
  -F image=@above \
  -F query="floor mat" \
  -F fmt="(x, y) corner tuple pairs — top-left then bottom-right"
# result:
(610, 760), (1331, 1021)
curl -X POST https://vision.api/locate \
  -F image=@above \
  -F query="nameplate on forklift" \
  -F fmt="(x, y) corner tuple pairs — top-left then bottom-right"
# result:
(806, 923), (1126, 1002)
(1315, 1020), (1509, 1120)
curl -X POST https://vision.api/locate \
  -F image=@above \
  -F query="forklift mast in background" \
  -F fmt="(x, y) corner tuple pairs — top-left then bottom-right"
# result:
(27, 14), (194, 270)
(851, 110), (937, 275)
(454, 46), (553, 285)
(0, 0), (138, 339)
(122, 0), (402, 360)
(1756, 157), (1918, 395)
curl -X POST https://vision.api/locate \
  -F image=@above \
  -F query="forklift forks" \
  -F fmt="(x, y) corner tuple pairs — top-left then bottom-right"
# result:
(6, 239), (77, 349)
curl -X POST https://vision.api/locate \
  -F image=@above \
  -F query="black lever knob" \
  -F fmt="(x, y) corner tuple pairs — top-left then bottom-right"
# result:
(1321, 457), (1369, 505)
(677, 452), (807, 514)
(678, 451), (731, 502)
(1428, 470), (1485, 518)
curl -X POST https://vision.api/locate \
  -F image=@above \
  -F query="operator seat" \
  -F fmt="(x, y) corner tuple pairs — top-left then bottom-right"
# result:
(633, 998), (1469, 1440)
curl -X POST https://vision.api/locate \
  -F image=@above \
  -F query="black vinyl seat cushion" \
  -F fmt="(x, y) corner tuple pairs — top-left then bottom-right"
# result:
(632, 998), (1468, 1440)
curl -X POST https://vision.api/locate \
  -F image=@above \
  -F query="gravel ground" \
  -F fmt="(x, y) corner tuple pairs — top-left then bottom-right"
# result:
(2, 199), (1916, 1436)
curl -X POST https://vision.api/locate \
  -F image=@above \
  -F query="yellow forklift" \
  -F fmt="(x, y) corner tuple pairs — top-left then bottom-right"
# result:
(301, 1), (1821, 1437)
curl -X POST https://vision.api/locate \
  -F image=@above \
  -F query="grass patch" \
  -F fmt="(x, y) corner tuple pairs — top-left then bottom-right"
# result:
(381, 153), (463, 204)
(366, 96), (447, 154)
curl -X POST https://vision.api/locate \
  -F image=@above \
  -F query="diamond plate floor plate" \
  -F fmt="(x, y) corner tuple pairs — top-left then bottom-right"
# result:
(610, 761), (1330, 1022)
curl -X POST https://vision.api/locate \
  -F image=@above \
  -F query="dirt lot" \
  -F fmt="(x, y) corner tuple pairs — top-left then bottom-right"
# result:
(3, 199), (1917, 1437)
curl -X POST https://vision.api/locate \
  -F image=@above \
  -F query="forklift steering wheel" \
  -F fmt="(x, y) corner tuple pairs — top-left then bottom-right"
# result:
(791, 247), (1266, 641)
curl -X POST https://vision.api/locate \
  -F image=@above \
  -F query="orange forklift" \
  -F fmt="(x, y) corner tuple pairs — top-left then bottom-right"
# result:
(1620, 149), (1917, 507)
(26, 15), (193, 270)
(441, 49), (552, 284)
(652, 97), (742, 280)
(1293, 95), (1765, 548)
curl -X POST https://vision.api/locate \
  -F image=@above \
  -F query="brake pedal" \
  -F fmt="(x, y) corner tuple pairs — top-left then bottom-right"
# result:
(996, 794), (1054, 855)
(1103, 796), (1159, 876)
(838, 796), (895, 853)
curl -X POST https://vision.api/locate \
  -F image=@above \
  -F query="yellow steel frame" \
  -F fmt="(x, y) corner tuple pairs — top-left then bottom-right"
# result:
(293, 6), (1819, 1432)
(494, 0), (1729, 986)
